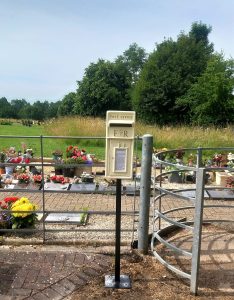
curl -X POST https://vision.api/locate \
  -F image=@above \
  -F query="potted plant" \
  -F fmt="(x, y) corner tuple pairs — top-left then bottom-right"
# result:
(11, 197), (38, 229)
(80, 172), (94, 183)
(0, 197), (19, 230)
(17, 173), (30, 184)
(52, 149), (63, 161)
(50, 175), (70, 184)
(63, 145), (93, 177)
(175, 148), (185, 164)
(0, 151), (6, 174)
(167, 166), (184, 183)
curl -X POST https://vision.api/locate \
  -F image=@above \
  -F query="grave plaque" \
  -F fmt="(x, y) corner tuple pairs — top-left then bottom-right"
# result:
(44, 182), (69, 191)
(179, 190), (209, 199)
(70, 183), (96, 193)
(207, 189), (234, 200)
(45, 213), (82, 223)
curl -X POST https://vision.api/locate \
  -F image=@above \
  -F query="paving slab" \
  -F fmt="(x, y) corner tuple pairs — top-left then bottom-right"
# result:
(0, 248), (112, 300)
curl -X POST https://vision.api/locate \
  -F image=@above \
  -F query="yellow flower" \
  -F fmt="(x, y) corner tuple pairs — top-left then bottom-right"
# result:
(11, 199), (36, 218)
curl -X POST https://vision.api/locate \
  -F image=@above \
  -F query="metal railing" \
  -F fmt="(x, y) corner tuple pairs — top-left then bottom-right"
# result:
(0, 135), (142, 244)
(151, 147), (234, 295)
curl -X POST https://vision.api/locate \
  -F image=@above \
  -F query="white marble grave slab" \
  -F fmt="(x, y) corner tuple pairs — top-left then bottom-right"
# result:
(45, 213), (82, 223)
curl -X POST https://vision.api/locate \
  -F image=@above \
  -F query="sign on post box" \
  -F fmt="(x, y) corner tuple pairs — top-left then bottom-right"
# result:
(105, 111), (135, 179)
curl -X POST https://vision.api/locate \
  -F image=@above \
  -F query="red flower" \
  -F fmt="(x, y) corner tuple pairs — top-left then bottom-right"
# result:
(4, 197), (19, 203)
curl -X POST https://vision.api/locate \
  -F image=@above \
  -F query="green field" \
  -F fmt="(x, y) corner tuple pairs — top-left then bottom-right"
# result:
(0, 117), (234, 160)
(0, 122), (106, 158)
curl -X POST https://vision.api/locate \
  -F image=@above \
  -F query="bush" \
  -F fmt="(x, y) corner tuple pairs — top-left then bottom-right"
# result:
(0, 120), (12, 125)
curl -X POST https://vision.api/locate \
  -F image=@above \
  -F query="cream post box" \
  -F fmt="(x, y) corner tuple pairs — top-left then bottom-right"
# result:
(105, 111), (136, 179)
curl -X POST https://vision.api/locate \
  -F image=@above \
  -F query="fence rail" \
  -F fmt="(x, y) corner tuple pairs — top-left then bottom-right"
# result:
(0, 135), (142, 243)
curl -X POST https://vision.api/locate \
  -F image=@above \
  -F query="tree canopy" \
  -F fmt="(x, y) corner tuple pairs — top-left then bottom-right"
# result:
(132, 22), (214, 124)
(74, 59), (132, 117)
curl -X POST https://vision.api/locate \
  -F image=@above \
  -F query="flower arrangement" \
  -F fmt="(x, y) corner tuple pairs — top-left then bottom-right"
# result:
(33, 175), (43, 183)
(50, 175), (69, 184)
(17, 173), (30, 184)
(226, 176), (234, 188)
(52, 149), (63, 156)
(212, 153), (223, 166)
(65, 145), (91, 163)
(15, 165), (26, 174)
(187, 153), (196, 166)
(227, 152), (234, 161)
(80, 172), (94, 183)
(11, 197), (37, 229)
(52, 149), (63, 160)
(175, 148), (185, 160)
(0, 197), (19, 229)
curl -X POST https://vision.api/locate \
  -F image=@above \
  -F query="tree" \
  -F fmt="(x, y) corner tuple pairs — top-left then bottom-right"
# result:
(176, 54), (234, 125)
(74, 59), (131, 117)
(11, 99), (28, 119)
(47, 101), (61, 118)
(115, 43), (147, 84)
(57, 92), (76, 116)
(132, 22), (213, 124)
(0, 97), (14, 118)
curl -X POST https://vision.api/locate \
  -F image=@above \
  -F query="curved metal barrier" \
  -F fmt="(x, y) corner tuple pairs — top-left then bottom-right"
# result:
(151, 147), (234, 294)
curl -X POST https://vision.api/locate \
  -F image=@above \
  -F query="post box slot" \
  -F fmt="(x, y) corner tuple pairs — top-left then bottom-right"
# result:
(109, 123), (132, 127)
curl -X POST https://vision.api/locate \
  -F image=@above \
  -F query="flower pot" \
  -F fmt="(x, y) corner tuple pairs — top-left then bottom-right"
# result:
(53, 155), (63, 161)
(63, 168), (75, 177)
(55, 168), (63, 175)
(168, 172), (183, 183)
(74, 165), (92, 177)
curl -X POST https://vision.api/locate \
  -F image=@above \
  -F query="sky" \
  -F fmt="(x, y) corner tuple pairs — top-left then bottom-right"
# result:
(0, 0), (234, 103)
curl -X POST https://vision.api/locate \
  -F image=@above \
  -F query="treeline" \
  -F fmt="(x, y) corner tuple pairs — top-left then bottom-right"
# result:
(0, 98), (61, 121)
(1, 22), (234, 126)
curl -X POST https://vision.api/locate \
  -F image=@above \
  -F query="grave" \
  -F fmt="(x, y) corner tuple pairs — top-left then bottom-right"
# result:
(45, 213), (83, 224)
(178, 190), (210, 199)
(43, 182), (69, 191)
(206, 189), (234, 200)
(125, 184), (140, 196)
(69, 183), (96, 193)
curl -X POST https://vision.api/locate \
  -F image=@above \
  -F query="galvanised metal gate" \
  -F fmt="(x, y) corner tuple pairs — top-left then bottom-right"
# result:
(151, 147), (234, 294)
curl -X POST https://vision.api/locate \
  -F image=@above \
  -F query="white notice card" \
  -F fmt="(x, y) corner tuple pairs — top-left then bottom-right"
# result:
(115, 148), (127, 172)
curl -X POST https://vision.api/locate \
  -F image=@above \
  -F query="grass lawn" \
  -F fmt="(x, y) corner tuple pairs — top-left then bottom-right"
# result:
(0, 123), (106, 159)
(1, 117), (234, 161)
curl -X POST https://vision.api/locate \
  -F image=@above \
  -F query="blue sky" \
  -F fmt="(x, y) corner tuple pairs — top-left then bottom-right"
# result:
(0, 0), (233, 103)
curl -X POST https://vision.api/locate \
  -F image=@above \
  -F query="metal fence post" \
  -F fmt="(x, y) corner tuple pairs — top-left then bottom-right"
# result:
(138, 134), (153, 254)
(190, 167), (205, 294)
(196, 147), (202, 168)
